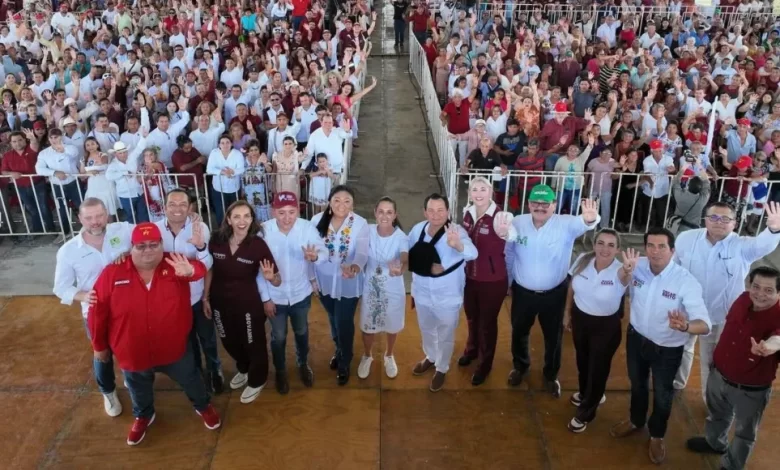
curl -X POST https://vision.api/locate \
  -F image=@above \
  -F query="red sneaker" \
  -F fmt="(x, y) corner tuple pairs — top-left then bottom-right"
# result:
(127, 413), (155, 446)
(196, 404), (221, 430)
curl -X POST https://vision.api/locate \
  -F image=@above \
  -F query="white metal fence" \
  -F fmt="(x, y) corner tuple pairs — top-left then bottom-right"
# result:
(0, 171), (329, 238)
(409, 27), (460, 218)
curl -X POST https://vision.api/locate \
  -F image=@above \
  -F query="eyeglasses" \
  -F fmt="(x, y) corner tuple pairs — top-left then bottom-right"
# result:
(706, 215), (735, 224)
(133, 242), (161, 251)
(529, 201), (552, 209)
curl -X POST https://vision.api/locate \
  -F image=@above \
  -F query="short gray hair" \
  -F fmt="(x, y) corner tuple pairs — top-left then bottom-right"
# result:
(79, 197), (107, 212)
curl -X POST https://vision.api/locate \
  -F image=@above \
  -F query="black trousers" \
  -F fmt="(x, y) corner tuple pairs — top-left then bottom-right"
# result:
(510, 281), (567, 381)
(639, 194), (669, 229)
(213, 306), (269, 388)
(571, 304), (622, 423)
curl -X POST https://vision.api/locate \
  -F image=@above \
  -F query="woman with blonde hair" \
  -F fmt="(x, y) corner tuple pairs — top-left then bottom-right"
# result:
(563, 229), (636, 433)
(458, 177), (509, 385)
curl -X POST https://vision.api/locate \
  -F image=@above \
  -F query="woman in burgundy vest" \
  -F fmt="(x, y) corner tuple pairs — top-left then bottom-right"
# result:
(458, 177), (509, 385)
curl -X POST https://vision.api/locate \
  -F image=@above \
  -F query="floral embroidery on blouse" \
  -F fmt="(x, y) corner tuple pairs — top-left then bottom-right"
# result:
(324, 215), (355, 264)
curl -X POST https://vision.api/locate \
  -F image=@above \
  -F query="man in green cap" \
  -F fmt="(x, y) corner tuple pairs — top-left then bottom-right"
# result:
(494, 184), (599, 397)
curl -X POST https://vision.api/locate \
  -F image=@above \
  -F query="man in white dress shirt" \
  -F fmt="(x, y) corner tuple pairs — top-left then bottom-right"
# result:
(610, 227), (711, 465)
(300, 114), (351, 176)
(261, 191), (328, 394)
(266, 111), (302, 157)
(106, 136), (149, 223)
(673, 201), (780, 398)
(496, 184), (599, 396)
(155, 189), (223, 394)
(408, 194), (478, 392)
(53, 198), (133, 418)
(146, 104), (191, 167)
(34, 128), (83, 240)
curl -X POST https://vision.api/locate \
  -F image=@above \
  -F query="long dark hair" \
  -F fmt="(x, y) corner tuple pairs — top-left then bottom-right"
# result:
(214, 200), (264, 243)
(316, 185), (355, 237)
(375, 196), (403, 230)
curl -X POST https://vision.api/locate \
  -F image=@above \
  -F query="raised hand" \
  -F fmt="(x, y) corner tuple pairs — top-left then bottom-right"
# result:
(493, 211), (514, 239)
(165, 253), (195, 277)
(388, 259), (403, 277)
(446, 224), (463, 251)
(261, 259), (276, 281)
(580, 198), (598, 224)
(302, 244), (319, 262)
(621, 248), (639, 273)
(668, 309), (689, 332)
(750, 337), (773, 357)
(341, 263), (360, 278)
(764, 201), (780, 232)
(187, 220), (205, 249)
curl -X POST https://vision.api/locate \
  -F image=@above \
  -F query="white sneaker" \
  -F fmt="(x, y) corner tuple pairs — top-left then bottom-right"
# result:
(240, 384), (264, 404)
(357, 356), (373, 379)
(384, 355), (398, 379)
(570, 392), (606, 407)
(230, 372), (248, 390)
(103, 390), (123, 417)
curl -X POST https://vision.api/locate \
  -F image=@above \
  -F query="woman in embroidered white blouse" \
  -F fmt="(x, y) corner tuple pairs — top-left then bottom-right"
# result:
(310, 185), (369, 386)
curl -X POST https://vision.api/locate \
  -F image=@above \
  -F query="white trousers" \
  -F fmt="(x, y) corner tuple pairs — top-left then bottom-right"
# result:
(415, 301), (461, 374)
(674, 323), (725, 401)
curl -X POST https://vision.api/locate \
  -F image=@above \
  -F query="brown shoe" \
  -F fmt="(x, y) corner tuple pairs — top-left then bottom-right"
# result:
(610, 419), (640, 438)
(430, 372), (446, 392)
(413, 358), (435, 375)
(648, 438), (666, 465)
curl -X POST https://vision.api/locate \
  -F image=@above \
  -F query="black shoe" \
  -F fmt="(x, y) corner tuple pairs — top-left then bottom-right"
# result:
(299, 364), (314, 388)
(329, 354), (339, 370)
(471, 373), (486, 386)
(276, 371), (290, 395)
(457, 355), (474, 367)
(337, 368), (350, 386)
(211, 370), (224, 395)
(507, 369), (528, 387)
(545, 378), (562, 398)
(686, 436), (726, 454)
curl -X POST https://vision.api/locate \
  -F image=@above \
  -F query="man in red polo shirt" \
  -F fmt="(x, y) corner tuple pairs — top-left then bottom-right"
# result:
(0, 130), (54, 235)
(441, 81), (478, 166)
(539, 102), (591, 171)
(89, 223), (221, 446)
(407, 2), (429, 45)
(686, 266), (780, 470)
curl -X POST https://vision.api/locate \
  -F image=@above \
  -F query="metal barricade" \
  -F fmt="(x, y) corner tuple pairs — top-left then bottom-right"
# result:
(455, 169), (774, 236)
(409, 26), (459, 218)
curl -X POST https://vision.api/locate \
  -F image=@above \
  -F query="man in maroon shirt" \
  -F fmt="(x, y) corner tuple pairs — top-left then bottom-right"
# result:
(90, 223), (221, 446)
(407, 2), (429, 45)
(0, 130), (54, 234)
(441, 82), (478, 165)
(686, 266), (780, 470)
(539, 102), (591, 171)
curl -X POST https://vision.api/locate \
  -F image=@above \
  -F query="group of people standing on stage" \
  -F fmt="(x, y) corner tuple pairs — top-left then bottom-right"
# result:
(52, 179), (780, 470)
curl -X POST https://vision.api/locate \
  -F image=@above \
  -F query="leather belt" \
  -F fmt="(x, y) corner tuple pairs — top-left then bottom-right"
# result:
(717, 369), (771, 392)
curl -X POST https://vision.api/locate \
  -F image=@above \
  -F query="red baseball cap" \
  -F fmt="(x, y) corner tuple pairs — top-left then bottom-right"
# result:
(131, 222), (162, 245)
(737, 118), (751, 126)
(649, 139), (663, 150)
(735, 156), (753, 170)
(33, 121), (46, 130)
(272, 191), (298, 209)
(553, 102), (569, 114)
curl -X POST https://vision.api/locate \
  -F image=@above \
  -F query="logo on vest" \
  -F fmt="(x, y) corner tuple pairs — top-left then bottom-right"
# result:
(237, 257), (253, 265)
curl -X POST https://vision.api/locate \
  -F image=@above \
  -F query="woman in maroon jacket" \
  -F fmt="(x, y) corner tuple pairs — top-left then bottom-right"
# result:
(458, 177), (509, 385)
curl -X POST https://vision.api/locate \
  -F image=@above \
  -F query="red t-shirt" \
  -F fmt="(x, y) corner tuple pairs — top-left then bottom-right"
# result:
(444, 99), (472, 134)
(292, 0), (310, 16)
(714, 292), (780, 387)
(619, 29), (636, 46)
(684, 131), (707, 147)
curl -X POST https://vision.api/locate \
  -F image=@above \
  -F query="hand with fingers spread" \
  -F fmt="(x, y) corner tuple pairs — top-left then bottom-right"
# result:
(750, 337), (774, 357)
(763, 201), (780, 232)
(165, 253), (196, 277)
(580, 198), (598, 224)
(187, 220), (206, 250)
(668, 309), (689, 332)
(493, 211), (514, 239)
(446, 224), (464, 252)
(621, 248), (640, 274)
(261, 259), (276, 281)
(302, 244), (319, 262)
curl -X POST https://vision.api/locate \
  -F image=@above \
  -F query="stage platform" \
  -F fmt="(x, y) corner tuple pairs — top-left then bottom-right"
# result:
(0, 296), (776, 469)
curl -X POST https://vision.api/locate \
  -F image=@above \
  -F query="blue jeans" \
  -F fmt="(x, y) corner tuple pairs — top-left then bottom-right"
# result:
(52, 180), (84, 235)
(189, 301), (221, 375)
(413, 31), (426, 46)
(123, 343), (210, 419)
(119, 195), (150, 223)
(292, 15), (305, 31)
(394, 19), (406, 44)
(83, 319), (117, 394)
(319, 294), (359, 372)
(269, 295), (312, 372)
(557, 188), (581, 214)
(17, 182), (55, 232)
(626, 325), (684, 438)
(210, 187), (238, 227)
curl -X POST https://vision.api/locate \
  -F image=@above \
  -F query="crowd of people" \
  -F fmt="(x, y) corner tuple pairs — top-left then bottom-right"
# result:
(0, 0), (379, 242)
(418, 0), (780, 234)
